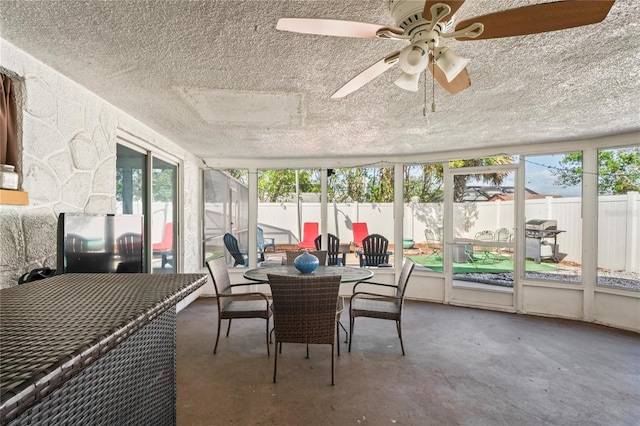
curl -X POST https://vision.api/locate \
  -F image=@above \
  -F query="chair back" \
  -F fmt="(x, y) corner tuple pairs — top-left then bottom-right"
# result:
(66, 233), (88, 253)
(495, 227), (511, 243)
(285, 250), (327, 266)
(268, 274), (341, 345)
(223, 233), (247, 266)
(298, 222), (319, 249)
(205, 257), (233, 311)
(153, 222), (173, 252)
(116, 232), (142, 261)
(395, 259), (416, 301)
(351, 222), (369, 248)
(361, 234), (389, 267)
(475, 230), (494, 242)
(314, 233), (344, 266)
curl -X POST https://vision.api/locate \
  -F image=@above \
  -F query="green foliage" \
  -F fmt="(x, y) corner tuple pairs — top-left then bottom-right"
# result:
(553, 148), (640, 195)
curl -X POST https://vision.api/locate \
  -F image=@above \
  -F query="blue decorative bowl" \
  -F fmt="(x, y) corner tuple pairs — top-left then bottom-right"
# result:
(293, 251), (319, 274)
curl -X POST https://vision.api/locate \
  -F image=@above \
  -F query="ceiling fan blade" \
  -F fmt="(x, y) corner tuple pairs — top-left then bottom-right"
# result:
(276, 18), (400, 39)
(423, 1), (465, 21)
(331, 52), (401, 99)
(427, 55), (470, 95)
(454, 0), (615, 41)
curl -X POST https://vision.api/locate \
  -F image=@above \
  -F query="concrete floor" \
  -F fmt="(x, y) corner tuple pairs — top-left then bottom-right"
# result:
(177, 298), (639, 425)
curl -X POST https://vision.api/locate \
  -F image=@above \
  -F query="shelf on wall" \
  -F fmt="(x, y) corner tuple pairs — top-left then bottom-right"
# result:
(0, 189), (29, 205)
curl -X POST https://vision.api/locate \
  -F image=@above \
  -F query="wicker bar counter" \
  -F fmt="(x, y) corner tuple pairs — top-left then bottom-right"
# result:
(0, 273), (206, 425)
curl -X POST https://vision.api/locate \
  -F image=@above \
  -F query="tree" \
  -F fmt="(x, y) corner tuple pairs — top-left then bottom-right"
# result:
(553, 148), (640, 195)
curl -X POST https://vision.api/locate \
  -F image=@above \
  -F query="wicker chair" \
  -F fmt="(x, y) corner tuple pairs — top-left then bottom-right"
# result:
(349, 259), (415, 355)
(205, 257), (272, 355)
(314, 233), (347, 266)
(268, 273), (342, 385)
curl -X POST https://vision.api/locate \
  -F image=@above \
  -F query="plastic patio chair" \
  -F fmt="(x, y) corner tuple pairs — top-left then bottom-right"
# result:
(351, 222), (369, 249)
(314, 233), (347, 266)
(257, 227), (276, 261)
(152, 222), (173, 268)
(298, 222), (319, 249)
(223, 233), (248, 266)
(349, 259), (415, 355)
(357, 234), (392, 267)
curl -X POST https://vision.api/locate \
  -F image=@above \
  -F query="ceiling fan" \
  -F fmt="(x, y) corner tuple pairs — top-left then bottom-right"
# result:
(276, 0), (615, 98)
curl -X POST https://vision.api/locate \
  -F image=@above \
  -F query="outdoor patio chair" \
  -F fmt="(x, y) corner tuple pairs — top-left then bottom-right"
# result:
(349, 259), (415, 355)
(223, 233), (248, 266)
(474, 230), (496, 263)
(285, 250), (327, 266)
(424, 229), (442, 260)
(206, 257), (272, 355)
(115, 232), (143, 272)
(314, 233), (347, 266)
(152, 222), (173, 268)
(351, 222), (369, 249)
(357, 234), (392, 267)
(494, 227), (513, 260)
(257, 227), (276, 261)
(268, 273), (342, 385)
(298, 222), (319, 249)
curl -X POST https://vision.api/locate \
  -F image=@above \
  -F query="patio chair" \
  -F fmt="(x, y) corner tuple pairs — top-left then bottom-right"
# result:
(268, 273), (342, 385)
(257, 227), (276, 261)
(285, 250), (327, 266)
(206, 257), (272, 355)
(314, 233), (347, 266)
(349, 259), (415, 355)
(357, 234), (392, 267)
(115, 232), (143, 272)
(494, 227), (513, 260)
(298, 222), (319, 249)
(223, 233), (248, 266)
(152, 222), (173, 268)
(424, 229), (442, 261)
(351, 222), (369, 249)
(474, 230), (496, 263)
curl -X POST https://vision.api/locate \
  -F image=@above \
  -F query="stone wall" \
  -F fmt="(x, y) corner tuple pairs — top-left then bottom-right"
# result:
(0, 40), (201, 288)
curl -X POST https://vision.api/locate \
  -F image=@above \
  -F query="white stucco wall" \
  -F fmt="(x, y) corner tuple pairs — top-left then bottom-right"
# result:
(0, 39), (201, 288)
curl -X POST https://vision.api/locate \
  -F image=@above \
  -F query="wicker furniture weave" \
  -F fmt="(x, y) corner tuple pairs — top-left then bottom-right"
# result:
(349, 260), (415, 355)
(268, 274), (342, 385)
(0, 273), (206, 425)
(206, 257), (273, 355)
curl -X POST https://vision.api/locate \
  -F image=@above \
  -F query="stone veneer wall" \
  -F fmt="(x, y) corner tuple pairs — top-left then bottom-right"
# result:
(0, 40), (201, 288)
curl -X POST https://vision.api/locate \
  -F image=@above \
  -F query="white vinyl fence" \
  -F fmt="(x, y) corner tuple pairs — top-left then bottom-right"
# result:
(257, 192), (639, 273)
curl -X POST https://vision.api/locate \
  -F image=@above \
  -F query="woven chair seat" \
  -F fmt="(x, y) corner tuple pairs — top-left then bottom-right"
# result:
(223, 300), (272, 319)
(350, 298), (399, 320)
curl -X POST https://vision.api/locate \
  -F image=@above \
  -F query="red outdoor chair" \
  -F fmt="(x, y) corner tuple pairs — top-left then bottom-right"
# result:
(351, 222), (369, 249)
(298, 222), (319, 249)
(152, 222), (173, 268)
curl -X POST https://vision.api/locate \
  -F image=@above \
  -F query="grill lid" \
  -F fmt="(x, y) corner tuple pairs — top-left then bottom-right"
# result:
(526, 219), (557, 230)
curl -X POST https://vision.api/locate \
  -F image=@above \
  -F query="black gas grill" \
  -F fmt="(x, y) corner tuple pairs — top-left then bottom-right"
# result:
(525, 219), (564, 263)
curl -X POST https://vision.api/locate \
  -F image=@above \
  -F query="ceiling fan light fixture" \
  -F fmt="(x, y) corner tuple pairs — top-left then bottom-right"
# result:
(394, 71), (420, 92)
(433, 46), (470, 83)
(398, 42), (429, 74)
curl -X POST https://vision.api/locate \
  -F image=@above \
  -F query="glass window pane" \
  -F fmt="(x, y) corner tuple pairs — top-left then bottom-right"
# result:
(597, 146), (639, 290)
(152, 157), (177, 273)
(524, 154), (582, 283)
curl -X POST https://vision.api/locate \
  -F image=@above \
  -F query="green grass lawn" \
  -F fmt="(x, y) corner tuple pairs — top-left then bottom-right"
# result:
(408, 254), (558, 274)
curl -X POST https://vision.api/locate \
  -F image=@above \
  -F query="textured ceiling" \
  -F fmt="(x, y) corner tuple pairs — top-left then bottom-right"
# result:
(1, 0), (639, 165)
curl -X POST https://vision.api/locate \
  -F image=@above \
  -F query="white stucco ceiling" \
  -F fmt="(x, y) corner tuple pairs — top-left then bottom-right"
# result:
(1, 0), (638, 165)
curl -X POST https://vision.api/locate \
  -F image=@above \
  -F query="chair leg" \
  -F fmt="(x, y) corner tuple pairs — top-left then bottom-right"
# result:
(226, 319), (232, 337)
(396, 320), (405, 356)
(214, 316), (222, 354)
(339, 321), (349, 343)
(336, 322), (340, 357)
(331, 343), (335, 386)
(273, 341), (278, 383)
(306, 344), (310, 359)
(265, 318), (270, 356)
(348, 317), (355, 352)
